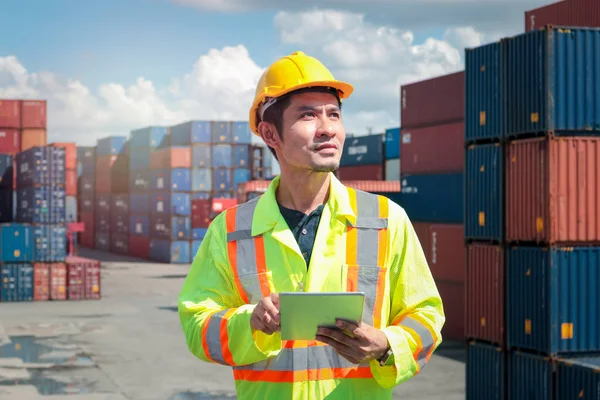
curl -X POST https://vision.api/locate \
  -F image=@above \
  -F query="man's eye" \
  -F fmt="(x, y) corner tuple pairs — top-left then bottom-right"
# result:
(301, 112), (315, 118)
(330, 113), (340, 118)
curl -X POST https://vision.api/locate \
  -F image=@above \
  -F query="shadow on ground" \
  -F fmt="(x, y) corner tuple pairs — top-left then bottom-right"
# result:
(434, 341), (466, 363)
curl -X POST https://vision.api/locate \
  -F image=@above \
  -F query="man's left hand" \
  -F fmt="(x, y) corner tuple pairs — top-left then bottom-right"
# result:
(315, 319), (390, 364)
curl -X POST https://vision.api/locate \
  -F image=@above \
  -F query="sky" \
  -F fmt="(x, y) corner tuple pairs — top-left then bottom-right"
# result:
(0, 0), (551, 146)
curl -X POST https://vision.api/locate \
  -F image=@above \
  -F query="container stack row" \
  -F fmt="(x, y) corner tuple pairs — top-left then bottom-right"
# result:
(77, 146), (96, 248)
(465, 25), (600, 399)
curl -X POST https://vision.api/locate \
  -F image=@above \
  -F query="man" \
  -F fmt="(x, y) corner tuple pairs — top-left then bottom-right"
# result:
(178, 51), (445, 400)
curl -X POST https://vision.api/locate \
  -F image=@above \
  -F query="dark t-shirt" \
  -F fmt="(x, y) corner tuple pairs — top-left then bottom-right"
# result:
(277, 203), (324, 269)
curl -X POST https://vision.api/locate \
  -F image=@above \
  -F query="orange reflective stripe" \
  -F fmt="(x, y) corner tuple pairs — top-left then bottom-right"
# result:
(372, 267), (386, 329)
(254, 236), (271, 297)
(346, 188), (358, 265)
(391, 314), (436, 370)
(282, 340), (327, 349)
(346, 265), (359, 292)
(220, 309), (236, 365)
(233, 366), (373, 383)
(373, 195), (389, 329)
(201, 312), (215, 362)
(226, 208), (249, 304)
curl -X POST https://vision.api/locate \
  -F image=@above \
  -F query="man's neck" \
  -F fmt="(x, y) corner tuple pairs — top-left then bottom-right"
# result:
(276, 170), (331, 215)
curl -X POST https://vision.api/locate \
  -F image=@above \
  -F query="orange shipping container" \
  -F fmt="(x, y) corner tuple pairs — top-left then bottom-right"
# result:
(20, 100), (46, 129)
(156, 147), (191, 169)
(51, 142), (77, 170)
(20, 129), (47, 151)
(50, 263), (67, 301)
(33, 263), (50, 301)
(66, 170), (77, 196)
(506, 137), (600, 244)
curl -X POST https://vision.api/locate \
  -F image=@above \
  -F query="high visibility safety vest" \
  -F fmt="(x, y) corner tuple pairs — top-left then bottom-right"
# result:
(178, 174), (445, 400)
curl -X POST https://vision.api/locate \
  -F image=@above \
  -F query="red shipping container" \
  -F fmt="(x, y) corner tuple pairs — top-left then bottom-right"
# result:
(436, 280), (465, 341)
(65, 256), (102, 300)
(0, 100), (20, 128)
(336, 164), (384, 181)
(0, 129), (20, 154)
(66, 261), (85, 300)
(50, 263), (67, 301)
(95, 173), (111, 194)
(428, 224), (466, 284)
(192, 199), (212, 228)
(80, 230), (95, 248)
(20, 100), (46, 129)
(33, 263), (50, 301)
(129, 236), (150, 259)
(400, 122), (464, 174)
(21, 129), (46, 151)
(96, 155), (117, 170)
(525, 0), (600, 32)
(79, 212), (95, 248)
(212, 198), (238, 214)
(506, 137), (600, 244)
(400, 71), (464, 129)
(51, 142), (77, 170)
(65, 170), (77, 196)
(466, 244), (505, 345)
(412, 222), (431, 255)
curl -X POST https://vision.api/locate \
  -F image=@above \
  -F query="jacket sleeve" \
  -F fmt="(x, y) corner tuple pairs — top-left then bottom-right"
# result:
(178, 213), (282, 366)
(370, 204), (446, 388)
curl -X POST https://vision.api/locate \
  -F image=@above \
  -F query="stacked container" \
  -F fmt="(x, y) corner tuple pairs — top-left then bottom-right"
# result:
(525, 0), (600, 32)
(383, 127), (400, 181)
(77, 146), (96, 248)
(51, 143), (78, 256)
(337, 134), (385, 180)
(399, 71), (466, 342)
(465, 26), (600, 399)
(0, 223), (34, 302)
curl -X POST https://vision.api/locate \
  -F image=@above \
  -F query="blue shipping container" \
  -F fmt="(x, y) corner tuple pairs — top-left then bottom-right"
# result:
(129, 194), (149, 214)
(466, 341), (505, 400)
(384, 128), (400, 159)
(150, 215), (191, 240)
(556, 356), (600, 399)
(191, 192), (211, 200)
(149, 239), (191, 264)
(507, 246), (600, 355)
(130, 215), (150, 237)
(0, 264), (33, 302)
(95, 231), (110, 251)
(341, 134), (384, 167)
(110, 213), (128, 234)
(191, 168), (212, 192)
(129, 148), (151, 171)
(233, 168), (251, 190)
(465, 41), (505, 143)
(233, 121), (252, 144)
(152, 169), (191, 191)
(16, 186), (66, 224)
(130, 126), (168, 149)
(150, 192), (191, 216)
(112, 194), (129, 216)
(213, 169), (233, 191)
(96, 136), (127, 156)
(170, 121), (212, 145)
(0, 154), (13, 188)
(17, 147), (65, 186)
(212, 144), (233, 167)
(213, 121), (233, 143)
(508, 351), (552, 400)
(395, 173), (463, 223)
(506, 27), (600, 138)
(465, 143), (504, 242)
(32, 224), (66, 262)
(233, 144), (250, 168)
(212, 191), (234, 199)
(130, 170), (151, 193)
(192, 240), (202, 257)
(193, 228), (208, 240)
(0, 224), (33, 262)
(0, 189), (13, 222)
(192, 144), (211, 168)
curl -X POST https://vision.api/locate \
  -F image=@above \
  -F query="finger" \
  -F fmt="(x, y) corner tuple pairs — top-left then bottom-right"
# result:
(335, 319), (361, 337)
(270, 293), (280, 307)
(315, 335), (361, 364)
(262, 299), (280, 324)
(261, 311), (280, 332)
(317, 327), (358, 346)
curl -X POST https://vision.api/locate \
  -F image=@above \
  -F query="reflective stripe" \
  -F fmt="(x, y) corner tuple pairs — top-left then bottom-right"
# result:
(202, 309), (236, 366)
(233, 366), (373, 382)
(397, 315), (436, 371)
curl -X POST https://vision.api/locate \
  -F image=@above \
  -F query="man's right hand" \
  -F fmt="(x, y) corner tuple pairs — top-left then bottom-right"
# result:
(250, 293), (280, 335)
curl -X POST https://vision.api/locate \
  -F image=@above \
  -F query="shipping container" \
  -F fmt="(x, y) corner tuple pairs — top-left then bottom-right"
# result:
(233, 121), (252, 144)
(465, 143), (504, 242)
(556, 356), (600, 399)
(170, 120), (211, 145)
(66, 260), (84, 300)
(95, 194), (110, 215)
(149, 239), (191, 264)
(506, 26), (600, 138)
(50, 263), (67, 300)
(233, 168), (251, 190)
(150, 215), (192, 240)
(213, 168), (233, 191)
(20, 100), (46, 129)
(79, 212), (94, 246)
(130, 126), (168, 149)
(337, 164), (384, 181)
(506, 137), (600, 244)
(130, 215), (150, 237)
(0, 129), (20, 154)
(507, 246), (600, 355)
(17, 146), (65, 186)
(212, 144), (233, 167)
(0, 263), (33, 302)
(508, 351), (553, 400)
(0, 154), (13, 188)
(94, 231), (110, 251)
(212, 191), (235, 199)
(0, 223), (32, 262)
(397, 173), (463, 223)
(401, 71), (464, 129)
(95, 173), (111, 194)
(150, 147), (192, 169)
(129, 236), (150, 259)
(384, 159), (400, 181)
(129, 193), (149, 214)
(110, 233), (129, 255)
(193, 228), (208, 240)
(0, 100), (20, 128)
(111, 194), (129, 216)
(110, 154), (130, 194)
(95, 212), (110, 232)
(129, 148), (151, 171)
(412, 222), (430, 254)
(428, 224), (466, 284)
(79, 195), (94, 214)
(32, 224), (66, 262)
(150, 192), (191, 216)
(192, 192), (212, 200)
(465, 41), (505, 143)
(110, 213), (128, 234)
(525, 0), (600, 32)
(466, 244), (505, 345)
(96, 136), (126, 156)
(192, 240), (202, 257)
(466, 341), (506, 400)
(191, 168), (212, 192)
(152, 168), (191, 191)
(436, 280), (464, 341)
(400, 122), (464, 174)
(341, 134), (384, 167)
(33, 263), (49, 301)
(129, 170), (151, 193)
(233, 144), (250, 168)
(212, 198), (238, 213)
(213, 121), (233, 143)
(192, 144), (211, 168)
(50, 142), (76, 170)
(65, 170), (77, 196)
(0, 190), (12, 222)
(78, 257), (101, 299)
(192, 199), (212, 228)
(16, 186), (66, 224)
(384, 128), (400, 159)
(76, 146), (96, 176)
(20, 129), (47, 152)
(79, 176), (95, 193)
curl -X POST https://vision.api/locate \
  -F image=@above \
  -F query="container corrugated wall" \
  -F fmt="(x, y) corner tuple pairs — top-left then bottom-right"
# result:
(508, 351), (553, 400)
(506, 27), (600, 138)
(399, 173), (463, 223)
(466, 341), (506, 400)
(556, 356), (600, 399)
(526, 0), (600, 32)
(466, 41), (505, 143)
(465, 143), (504, 242)
(341, 134), (384, 167)
(506, 137), (600, 244)
(507, 246), (600, 355)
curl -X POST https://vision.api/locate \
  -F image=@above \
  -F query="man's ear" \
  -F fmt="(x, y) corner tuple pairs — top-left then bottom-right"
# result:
(258, 121), (280, 150)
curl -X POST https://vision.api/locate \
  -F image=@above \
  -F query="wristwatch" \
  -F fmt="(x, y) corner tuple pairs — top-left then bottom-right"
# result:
(378, 347), (393, 366)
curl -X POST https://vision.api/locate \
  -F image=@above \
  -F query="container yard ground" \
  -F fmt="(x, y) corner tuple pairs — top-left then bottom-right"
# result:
(0, 248), (466, 400)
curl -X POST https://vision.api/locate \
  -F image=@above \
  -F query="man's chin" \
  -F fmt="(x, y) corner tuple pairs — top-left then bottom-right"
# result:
(310, 164), (339, 173)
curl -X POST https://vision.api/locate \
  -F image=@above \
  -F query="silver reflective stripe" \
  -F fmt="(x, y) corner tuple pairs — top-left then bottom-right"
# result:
(227, 229), (252, 242)
(204, 309), (229, 365)
(353, 217), (388, 229)
(400, 316), (435, 369)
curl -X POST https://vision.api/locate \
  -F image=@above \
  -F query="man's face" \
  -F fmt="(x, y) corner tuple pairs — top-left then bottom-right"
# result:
(277, 91), (346, 173)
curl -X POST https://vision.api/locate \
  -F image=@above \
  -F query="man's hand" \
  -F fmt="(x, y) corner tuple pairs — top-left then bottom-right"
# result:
(250, 293), (280, 335)
(315, 319), (390, 364)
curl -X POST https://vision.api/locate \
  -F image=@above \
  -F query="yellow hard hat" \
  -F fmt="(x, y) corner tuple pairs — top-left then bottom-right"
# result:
(249, 51), (354, 135)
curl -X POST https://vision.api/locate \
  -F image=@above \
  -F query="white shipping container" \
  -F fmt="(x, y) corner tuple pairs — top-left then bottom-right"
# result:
(385, 158), (400, 181)
(66, 195), (78, 222)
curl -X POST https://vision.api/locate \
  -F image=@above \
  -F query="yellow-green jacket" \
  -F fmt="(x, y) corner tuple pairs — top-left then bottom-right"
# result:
(178, 174), (445, 400)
